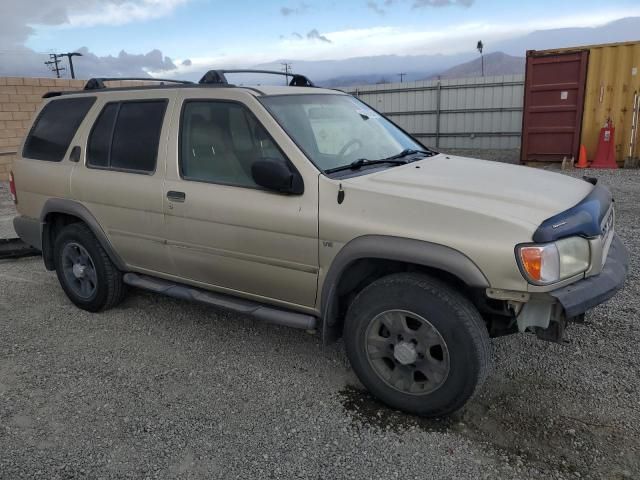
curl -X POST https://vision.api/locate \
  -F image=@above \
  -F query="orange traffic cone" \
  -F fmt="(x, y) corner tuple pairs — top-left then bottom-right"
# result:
(575, 144), (589, 168)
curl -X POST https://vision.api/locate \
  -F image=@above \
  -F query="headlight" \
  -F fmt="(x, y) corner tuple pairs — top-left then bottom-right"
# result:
(517, 236), (590, 285)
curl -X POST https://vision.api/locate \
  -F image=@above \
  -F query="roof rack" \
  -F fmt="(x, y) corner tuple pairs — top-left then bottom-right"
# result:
(40, 71), (313, 99)
(199, 69), (315, 87)
(83, 77), (194, 90)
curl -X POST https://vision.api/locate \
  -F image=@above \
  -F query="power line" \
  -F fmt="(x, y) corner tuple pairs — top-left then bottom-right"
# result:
(43, 52), (83, 79)
(281, 62), (292, 85)
(398, 72), (407, 82)
(477, 40), (484, 77)
(60, 52), (82, 79)
(44, 54), (65, 78)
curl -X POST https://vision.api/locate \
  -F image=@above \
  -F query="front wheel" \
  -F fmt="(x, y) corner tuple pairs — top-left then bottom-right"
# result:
(343, 273), (491, 417)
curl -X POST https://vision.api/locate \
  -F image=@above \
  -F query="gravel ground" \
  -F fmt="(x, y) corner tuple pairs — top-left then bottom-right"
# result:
(0, 167), (638, 480)
(0, 182), (16, 239)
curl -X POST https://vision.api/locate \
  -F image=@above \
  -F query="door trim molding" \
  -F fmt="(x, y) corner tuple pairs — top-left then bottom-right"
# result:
(167, 239), (319, 274)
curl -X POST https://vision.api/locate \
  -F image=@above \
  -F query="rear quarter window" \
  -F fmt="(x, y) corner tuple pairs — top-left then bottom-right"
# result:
(22, 97), (96, 161)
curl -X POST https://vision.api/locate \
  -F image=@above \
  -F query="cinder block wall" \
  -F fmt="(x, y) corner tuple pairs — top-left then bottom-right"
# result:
(0, 77), (86, 181)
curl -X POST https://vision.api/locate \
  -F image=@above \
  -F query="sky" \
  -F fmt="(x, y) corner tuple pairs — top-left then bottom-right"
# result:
(1, 0), (640, 79)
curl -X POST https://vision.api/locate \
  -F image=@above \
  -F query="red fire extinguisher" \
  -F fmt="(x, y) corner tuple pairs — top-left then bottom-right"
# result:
(591, 118), (618, 169)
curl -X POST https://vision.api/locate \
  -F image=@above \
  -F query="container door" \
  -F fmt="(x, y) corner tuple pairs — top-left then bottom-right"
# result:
(521, 50), (589, 163)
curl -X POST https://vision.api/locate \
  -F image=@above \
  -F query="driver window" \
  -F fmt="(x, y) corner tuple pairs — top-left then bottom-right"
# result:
(180, 101), (285, 187)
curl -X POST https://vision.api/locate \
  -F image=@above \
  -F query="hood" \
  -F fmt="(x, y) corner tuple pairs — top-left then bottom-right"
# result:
(342, 154), (593, 229)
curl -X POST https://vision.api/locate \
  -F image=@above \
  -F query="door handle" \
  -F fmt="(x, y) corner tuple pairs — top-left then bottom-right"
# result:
(167, 191), (186, 202)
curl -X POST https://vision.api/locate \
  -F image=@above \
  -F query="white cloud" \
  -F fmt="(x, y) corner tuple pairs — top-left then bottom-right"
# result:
(66, 0), (190, 27)
(287, 9), (640, 60)
(159, 8), (640, 80)
(0, 0), (190, 77)
(280, 2), (309, 16)
(1, 0), (192, 49)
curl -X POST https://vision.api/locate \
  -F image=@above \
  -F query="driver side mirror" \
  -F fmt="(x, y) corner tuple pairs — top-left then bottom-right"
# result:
(251, 157), (304, 195)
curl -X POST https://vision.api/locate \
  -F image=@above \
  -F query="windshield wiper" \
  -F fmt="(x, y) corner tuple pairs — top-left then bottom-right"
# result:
(324, 148), (435, 174)
(325, 157), (409, 174)
(385, 148), (435, 161)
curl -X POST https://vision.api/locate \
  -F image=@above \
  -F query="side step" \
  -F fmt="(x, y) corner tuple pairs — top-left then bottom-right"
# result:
(0, 238), (41, 260)
(123, 273), (317, 330)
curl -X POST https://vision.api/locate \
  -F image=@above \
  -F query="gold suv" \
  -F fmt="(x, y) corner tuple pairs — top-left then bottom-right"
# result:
(11, 71), (629, 417)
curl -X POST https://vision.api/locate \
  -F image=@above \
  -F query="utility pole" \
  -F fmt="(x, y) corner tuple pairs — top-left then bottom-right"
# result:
(398, 72), (407, 82)
(281, 62), (292, 85)
(476, 40), (484, 77)
(60, 52), (83, 79)
(44, 53), (65, 78)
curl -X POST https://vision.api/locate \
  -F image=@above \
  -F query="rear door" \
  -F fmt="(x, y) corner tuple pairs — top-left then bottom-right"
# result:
(70, 91), (175, 274)
(162, 90), (320, 309)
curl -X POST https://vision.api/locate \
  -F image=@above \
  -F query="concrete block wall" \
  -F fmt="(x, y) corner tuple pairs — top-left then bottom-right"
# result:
(0, 77), (86, 180)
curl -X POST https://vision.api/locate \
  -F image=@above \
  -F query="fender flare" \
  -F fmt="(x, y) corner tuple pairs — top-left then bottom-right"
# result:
(40, 198), (127, 271)
(320, 235), (489, 344)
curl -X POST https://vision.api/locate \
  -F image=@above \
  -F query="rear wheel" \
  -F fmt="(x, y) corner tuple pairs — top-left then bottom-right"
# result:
(54, 223), (125, 312)
(343, 273), (491, 417)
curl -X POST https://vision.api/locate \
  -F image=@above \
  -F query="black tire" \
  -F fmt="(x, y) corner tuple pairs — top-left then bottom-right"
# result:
(344, 272), (491, 417)
(53, 223), (125, 312)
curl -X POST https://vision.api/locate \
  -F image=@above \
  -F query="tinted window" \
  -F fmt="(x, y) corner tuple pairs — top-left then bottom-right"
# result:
(86, 100), (167, 173)
(23, 97), (96, 161)
(87, 103), (118, 168)
(180, 101), (286, 187)
(112, 102), (166, 172)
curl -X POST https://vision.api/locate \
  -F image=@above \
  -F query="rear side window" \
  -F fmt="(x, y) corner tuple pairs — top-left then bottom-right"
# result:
(87, 103), (117, 168)
(87, 100), (167, 173)
(23, 97), (96, 161)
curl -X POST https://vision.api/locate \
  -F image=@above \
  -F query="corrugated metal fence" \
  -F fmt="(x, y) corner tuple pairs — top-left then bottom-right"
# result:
(341, 74), (525, 150)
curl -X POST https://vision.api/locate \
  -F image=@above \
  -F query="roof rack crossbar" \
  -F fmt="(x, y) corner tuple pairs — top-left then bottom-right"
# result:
(198, 69), (315, 87)
(84, 77), (194, 90)
(42, 91), (63, 98)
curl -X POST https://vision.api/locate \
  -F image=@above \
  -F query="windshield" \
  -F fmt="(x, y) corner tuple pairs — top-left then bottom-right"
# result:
(260, 94), (428, 172)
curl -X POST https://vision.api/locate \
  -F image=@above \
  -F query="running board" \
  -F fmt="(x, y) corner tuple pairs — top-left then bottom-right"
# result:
(0, 238), (41, 260)
(123, 273), (317, 330)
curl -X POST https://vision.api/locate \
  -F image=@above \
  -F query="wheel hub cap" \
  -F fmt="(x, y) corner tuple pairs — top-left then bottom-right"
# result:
(61, 242), (97, 299)
(393, 341), (417, 365)
(72, 263), (86, 279)
(365, 309), (450, 395)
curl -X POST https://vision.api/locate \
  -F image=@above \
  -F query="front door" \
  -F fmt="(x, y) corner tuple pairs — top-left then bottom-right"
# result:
(163, 92), (319, 309)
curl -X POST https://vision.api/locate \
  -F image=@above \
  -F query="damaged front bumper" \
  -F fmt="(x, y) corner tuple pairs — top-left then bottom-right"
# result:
(516, 234), (629, 341)
(549, 234), (629, 317)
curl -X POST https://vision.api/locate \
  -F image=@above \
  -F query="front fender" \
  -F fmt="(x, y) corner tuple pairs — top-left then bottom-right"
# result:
(319, 235), (489, 344)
